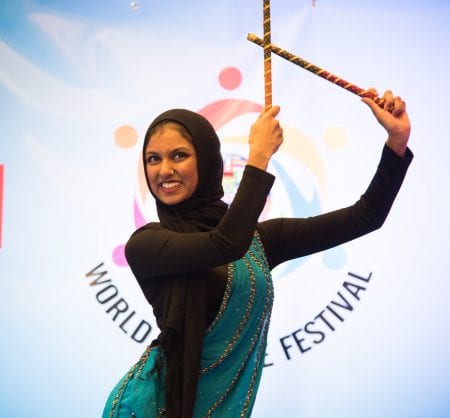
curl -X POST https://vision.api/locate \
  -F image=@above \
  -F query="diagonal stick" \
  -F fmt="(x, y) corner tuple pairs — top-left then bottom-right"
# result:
(248, 33), (386, 107)
(263, 0), (272, 111)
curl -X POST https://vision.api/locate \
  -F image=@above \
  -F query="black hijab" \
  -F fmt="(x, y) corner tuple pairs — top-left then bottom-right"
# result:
(143, 109), (228, 417)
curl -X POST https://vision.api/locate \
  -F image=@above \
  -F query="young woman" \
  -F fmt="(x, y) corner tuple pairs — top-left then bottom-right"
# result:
(103, 89), (412, 418)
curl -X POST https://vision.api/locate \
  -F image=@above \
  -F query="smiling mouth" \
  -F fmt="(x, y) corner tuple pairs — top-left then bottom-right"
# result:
(161, 181), (181, 190)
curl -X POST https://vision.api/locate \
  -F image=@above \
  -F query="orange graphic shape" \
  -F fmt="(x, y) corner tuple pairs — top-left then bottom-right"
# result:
(115, 125), (138, 149)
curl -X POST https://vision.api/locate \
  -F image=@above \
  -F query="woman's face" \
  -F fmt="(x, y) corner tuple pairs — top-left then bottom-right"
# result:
(145, 123), (198, 205)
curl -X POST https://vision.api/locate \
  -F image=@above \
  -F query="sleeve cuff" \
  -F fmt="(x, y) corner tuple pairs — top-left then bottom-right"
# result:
(382, 143), (414, 165)
(244, 164), (276, 186)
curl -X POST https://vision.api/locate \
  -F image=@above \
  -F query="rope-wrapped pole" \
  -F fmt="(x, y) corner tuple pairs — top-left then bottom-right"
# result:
(263, 0), (272, 111)
(248, 33), (386, 107)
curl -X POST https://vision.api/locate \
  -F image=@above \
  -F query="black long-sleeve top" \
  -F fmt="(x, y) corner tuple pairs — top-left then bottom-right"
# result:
(126, 145), (413, 326)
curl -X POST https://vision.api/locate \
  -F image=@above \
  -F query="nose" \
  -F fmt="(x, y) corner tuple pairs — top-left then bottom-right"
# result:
(159, 159), (174, 177)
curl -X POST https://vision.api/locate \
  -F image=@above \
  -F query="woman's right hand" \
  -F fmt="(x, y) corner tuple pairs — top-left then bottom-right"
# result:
(362, 89), (411, 157)
(247, 106), (284, 171)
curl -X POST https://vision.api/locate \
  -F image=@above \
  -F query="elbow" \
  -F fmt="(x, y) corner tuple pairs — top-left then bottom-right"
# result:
(124, 238), (135, 266)
(124, 235), (154, 278)
(124, 238), (140, 274)
(352, 201), (389, 234)
(373, 217), (386, 231)
(359, 216), (386, 234)
(369, 208), (391, 231)
(365, 213), (386, 232)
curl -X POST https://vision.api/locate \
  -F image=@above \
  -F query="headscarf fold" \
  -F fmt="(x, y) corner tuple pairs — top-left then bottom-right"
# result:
(143, 109), (228, 417)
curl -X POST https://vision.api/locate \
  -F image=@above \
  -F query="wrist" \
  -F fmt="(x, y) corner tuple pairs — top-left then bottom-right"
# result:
(247, 150), (270, 171)
(385, 137), (407, 158)
(246, 158), (269, 171)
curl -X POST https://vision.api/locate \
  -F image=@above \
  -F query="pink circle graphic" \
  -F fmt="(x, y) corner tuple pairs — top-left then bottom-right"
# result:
(112, 244), (128, 267)
(219, 67), (242, 90)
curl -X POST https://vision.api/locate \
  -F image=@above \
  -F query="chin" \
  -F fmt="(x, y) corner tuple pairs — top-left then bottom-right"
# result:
(158, 195), (185, 206)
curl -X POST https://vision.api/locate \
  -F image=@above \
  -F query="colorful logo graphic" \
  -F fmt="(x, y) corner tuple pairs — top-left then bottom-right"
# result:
(111, 66), (347, 274)
(98, 65), (368, 351)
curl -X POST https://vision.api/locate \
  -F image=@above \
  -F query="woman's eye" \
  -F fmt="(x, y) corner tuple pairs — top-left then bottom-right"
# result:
(146, 155), (159, 164)
(173, 152), (187, 160)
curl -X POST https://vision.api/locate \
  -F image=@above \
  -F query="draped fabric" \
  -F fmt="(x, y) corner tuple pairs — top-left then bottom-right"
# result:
(102, 233), (273, 418)
(193, 232), (273, 417)
(142, 109), (228, 417)
(102, 345), (167, 418)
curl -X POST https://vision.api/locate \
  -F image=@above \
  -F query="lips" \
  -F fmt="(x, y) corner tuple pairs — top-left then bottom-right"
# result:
(160, 181), (181, 191)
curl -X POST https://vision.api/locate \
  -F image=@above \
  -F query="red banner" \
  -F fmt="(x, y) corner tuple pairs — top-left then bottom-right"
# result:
(0, 165), (3, 248)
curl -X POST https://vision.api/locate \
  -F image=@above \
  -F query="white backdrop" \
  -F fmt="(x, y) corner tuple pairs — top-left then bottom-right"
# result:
(1, 1), (450, 417)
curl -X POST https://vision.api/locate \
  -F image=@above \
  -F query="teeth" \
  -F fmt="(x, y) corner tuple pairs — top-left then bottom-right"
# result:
(161, 181), (180, 189)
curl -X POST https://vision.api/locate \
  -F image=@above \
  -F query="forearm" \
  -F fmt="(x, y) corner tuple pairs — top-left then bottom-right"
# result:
(259, 144), (413, 268)
(125, 165), (274, 278)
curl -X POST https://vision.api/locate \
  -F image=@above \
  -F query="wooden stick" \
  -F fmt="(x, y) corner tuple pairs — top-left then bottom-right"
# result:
(263, 0), (272, 111)
(248, 33), (386, 107)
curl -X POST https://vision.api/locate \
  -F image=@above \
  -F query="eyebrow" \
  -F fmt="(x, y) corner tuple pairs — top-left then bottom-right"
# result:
(144, 146), (192, 156)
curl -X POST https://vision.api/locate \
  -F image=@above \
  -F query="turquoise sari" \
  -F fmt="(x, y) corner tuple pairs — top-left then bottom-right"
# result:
(103, 233), (273, 417)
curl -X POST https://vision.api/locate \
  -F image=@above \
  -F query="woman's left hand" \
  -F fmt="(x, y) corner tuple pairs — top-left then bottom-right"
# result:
(362, 89), (411, 157)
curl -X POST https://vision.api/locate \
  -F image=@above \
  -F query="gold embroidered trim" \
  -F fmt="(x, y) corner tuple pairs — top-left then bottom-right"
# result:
(201, 256), (256, 374)
(240, 248), (274, 416)
(205, 262), (234, 334)
(108, 345), (155, 418)
(205, 239), (274, 417)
